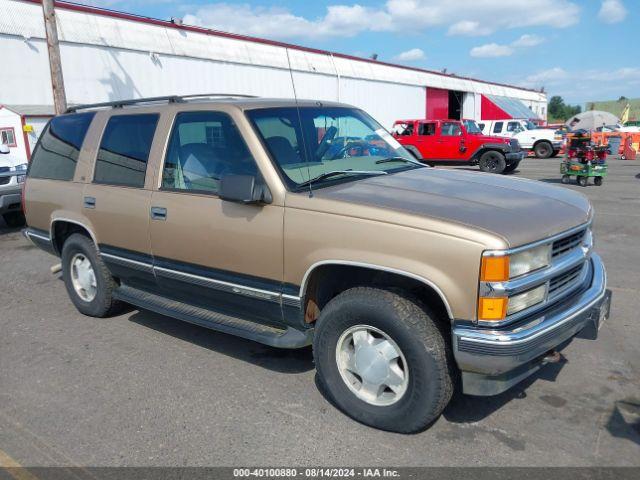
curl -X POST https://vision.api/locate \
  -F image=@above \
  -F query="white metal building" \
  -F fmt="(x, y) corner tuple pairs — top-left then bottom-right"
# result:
(0, 0), (547, 161)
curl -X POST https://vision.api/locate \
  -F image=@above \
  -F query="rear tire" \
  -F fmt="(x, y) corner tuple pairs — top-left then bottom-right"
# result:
(2, 211), (25, 228)
(61, 233), (123, 317)
(594, 176), (603, 186)
(534, 141), (553, 159)
(313, 287), (454, 433)
(479, 151), (507, 174)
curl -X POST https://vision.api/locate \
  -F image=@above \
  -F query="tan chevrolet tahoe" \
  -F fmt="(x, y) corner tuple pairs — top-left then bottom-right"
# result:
(23, 95), (611, 433)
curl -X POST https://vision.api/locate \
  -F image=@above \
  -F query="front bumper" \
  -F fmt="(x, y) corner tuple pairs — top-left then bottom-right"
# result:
(0, 189), (21, 215)
(506, 151), (526, 162)
(453, 253), (610, 396)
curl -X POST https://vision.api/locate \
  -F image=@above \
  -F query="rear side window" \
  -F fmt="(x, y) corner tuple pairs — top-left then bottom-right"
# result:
(493, 122), (504, 133)
(419, 123), (435, 135)
(94, 114), (159, 188)
(28, 113), (95, 181)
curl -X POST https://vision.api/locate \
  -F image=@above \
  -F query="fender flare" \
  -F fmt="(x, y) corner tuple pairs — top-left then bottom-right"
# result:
(299, 260), (454, 320)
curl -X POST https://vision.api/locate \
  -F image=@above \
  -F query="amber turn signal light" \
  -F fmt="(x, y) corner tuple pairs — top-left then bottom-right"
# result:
(480, 255), (509, 282)
(478, 297), (508, 321)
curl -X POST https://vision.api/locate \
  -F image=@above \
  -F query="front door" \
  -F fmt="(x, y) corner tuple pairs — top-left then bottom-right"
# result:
(148, 110), (285, 327)
(415, 122), (436, 158)
(436, 121), (465, 160)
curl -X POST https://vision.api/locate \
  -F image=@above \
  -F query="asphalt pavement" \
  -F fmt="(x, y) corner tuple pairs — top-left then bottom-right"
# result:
(0, 156), (638, 468)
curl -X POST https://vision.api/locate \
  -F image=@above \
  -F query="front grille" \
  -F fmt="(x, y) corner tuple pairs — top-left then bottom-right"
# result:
(0, 166), (9, 186)
(552, 229), (585, 258)
(548, 264), (584, 298)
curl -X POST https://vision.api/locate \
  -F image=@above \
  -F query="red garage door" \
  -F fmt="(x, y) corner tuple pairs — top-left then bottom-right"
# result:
(426, 88), (449, 120)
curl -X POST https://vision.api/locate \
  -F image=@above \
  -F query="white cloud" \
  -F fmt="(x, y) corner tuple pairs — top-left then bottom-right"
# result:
(515, 67), (640, 102)
(393, 48), (426, 61)
(447, 21), (492, 36)
(181, 0), (581, 40)
(469, 33), (545, 58)
(470, 43), (514, 58)
(598, 0), (627, 23)
(512, 34), (544, 48)
(519, 67), (569, 87)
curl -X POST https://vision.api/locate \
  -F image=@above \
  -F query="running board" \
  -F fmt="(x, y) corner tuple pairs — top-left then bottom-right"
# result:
(114, 285), (313, 349)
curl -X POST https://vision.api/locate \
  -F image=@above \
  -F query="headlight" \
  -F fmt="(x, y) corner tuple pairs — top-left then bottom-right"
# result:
(15, 164), (27, 184)
(478, 243), (552, 322)
(480, 243), (551, 282)
(507, 284), (546, 315)
(509, 243), (551, 278)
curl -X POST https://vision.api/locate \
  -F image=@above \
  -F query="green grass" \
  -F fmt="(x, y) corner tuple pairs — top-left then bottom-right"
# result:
(585, 98), (640, 121)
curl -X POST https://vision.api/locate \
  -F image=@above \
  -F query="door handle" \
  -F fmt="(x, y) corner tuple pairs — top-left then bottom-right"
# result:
(150, 206), (167, 221)
(83, 196), (96, 209)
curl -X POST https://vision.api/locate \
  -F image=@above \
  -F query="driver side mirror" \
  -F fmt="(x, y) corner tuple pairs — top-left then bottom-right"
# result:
(219, 175), (272, 205)
(0, 144), (9, 154)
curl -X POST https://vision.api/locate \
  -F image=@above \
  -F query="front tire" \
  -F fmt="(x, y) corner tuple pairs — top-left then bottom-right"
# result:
(479, 151), (507, 174)
(61, 233), (122, 317)
(534, 141), (553, 158)
(313, 287), (454, 433)
(503, 160), (520, 173)
(577, 176), (588, 187)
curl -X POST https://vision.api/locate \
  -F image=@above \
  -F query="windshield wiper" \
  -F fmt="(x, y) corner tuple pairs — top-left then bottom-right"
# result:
(297, 170), (388, 188)
(375, 156), (424, 166)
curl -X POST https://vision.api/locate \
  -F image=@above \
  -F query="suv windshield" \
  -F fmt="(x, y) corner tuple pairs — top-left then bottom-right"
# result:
(462, 119), (482, 134)
(247, 106), (422, 190)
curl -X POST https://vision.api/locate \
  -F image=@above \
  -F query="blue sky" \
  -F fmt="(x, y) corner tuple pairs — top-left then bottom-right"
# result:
(88, 0), (638, 106)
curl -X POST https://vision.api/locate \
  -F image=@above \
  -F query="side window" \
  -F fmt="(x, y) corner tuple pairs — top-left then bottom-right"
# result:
(418, 123), (435, 136)
(162, 111), (257, 194)
(94, 114), (159, 188)
(28, 112), (95, 181)
(477, 123), (485, 131)
(493, 122), (504, 133)
(507, 122), (522, 132)
(0, 128), (17, 147)
(441, 122), (462, 136)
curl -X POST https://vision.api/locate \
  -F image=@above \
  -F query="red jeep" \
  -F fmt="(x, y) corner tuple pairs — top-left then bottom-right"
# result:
(392, 119), (525, 174)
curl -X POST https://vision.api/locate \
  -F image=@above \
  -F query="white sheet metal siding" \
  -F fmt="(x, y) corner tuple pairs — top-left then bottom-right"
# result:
(0, 0), (547, 127)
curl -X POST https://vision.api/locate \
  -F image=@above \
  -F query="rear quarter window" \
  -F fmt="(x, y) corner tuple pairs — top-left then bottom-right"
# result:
(28, 112), (95, 181)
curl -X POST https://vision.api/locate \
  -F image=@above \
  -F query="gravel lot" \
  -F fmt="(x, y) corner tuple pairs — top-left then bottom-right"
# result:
(1, 156), (638, 468)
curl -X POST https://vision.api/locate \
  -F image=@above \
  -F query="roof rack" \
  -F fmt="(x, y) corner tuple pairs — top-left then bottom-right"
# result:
(66, 93), (259, 113)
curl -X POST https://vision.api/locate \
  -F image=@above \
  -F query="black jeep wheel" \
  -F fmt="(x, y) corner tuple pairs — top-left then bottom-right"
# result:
(503, 160), (520, 173)
(479, 151), (506, 174)
(534, 141), (553, 159)
(313, 287), (454, 433)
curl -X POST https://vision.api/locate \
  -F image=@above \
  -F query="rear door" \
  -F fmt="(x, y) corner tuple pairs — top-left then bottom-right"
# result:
(82, 111), (160, 291)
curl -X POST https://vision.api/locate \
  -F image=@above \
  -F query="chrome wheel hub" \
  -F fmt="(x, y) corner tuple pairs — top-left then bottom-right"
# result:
(70, 253), (97, 302)
(336, 325), (409, 406)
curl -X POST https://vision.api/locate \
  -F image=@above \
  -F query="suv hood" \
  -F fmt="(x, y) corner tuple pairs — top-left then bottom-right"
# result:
(314, 168), (591, 247)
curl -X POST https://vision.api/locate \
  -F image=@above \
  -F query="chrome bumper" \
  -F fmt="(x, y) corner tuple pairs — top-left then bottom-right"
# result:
(453, 253), (610, 395)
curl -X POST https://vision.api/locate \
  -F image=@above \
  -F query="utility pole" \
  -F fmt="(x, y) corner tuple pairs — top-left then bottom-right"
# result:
(42, 0), (68, 114)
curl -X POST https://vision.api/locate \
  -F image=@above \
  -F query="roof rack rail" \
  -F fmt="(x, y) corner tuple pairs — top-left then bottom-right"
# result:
(66, 95), (184, 113)
(65, 93), (259, 113)
(181, 93), (258, 100)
